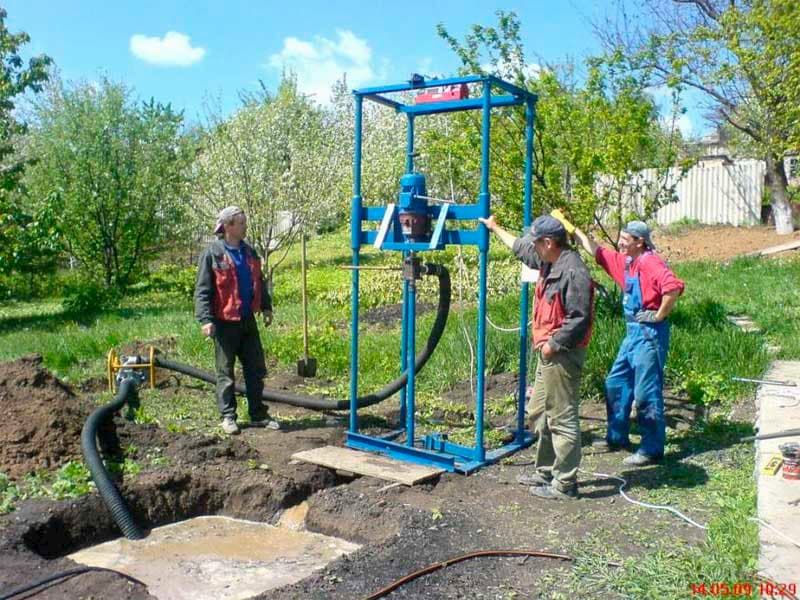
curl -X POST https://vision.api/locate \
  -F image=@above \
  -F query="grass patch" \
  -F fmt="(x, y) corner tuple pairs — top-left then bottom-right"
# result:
(1, 461), (95, 514)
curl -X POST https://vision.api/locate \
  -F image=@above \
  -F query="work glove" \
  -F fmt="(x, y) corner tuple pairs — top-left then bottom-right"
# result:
(550, 209), (576, 234)
(263, 311), (273, 327)
(634, 309), (660, 323)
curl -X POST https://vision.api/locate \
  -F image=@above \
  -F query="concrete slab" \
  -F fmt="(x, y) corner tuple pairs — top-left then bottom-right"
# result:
(754, 361), (800, 583)
(727, 315), (762, 333)
(292, 445), (444, 485)
(68, 515), (360, 600)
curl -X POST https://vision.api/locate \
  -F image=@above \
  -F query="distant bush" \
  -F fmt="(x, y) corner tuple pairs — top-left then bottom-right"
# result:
(145, 264), (197, 299)
(62, 279), (121, 315)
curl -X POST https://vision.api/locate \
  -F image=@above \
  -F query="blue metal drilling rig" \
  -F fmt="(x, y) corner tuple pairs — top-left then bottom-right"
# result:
(346, 74), (538, 473)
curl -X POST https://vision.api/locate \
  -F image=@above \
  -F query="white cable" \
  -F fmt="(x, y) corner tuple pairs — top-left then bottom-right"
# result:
(579, 468), (708, 530)
(486, 315), (534, 333)
(749, 517), (800, 549)
(486, 315), (521, 333)
(580, 469), (800, 547)
(445, 119), (476, 401)
(768, 392), (800, 409)
(456, 247), (476, 400)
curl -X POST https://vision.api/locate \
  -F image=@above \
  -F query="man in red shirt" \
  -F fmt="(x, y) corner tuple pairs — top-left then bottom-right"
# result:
(573, 221), (684, 466)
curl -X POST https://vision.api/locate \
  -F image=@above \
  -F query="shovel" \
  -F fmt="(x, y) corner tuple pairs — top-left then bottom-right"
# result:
(296, 231), (317, 377)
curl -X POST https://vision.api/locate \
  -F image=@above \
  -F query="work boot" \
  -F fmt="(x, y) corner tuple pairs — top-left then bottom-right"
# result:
(530, 483), (578, 501)
(221, 416), (240, 435)
(516, 470), (552, 487)
(622, 452), (662, 467)
(248, 409), (280, 430)
(591, 439), (631, 453)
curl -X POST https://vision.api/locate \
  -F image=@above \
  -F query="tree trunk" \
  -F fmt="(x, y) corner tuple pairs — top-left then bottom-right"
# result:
(765, 154), (794, 235)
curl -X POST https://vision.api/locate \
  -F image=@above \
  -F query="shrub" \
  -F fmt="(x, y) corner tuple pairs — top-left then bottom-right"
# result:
(62, 280), (121, 315)
(145, 264), (197, 298)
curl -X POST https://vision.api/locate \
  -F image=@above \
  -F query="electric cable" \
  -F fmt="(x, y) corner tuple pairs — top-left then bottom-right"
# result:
(486, 315), (534, 333)
(445, 117), (476, 401)
(455, 244), (476, 400)
(578, 469), (800, 548)
(0, 567), (147, 600)
(579, 468), (709, 530)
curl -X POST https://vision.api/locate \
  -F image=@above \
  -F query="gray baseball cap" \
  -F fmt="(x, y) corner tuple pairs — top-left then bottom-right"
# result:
(530, 215), (567, 241)
(623, 220), (656, 250)
(214, 206), (244, 234)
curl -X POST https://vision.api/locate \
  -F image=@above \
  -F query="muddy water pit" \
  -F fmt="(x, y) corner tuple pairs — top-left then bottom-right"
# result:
(69, 513), (360, 600)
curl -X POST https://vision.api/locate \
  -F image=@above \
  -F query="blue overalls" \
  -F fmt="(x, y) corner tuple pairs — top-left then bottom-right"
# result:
(604, 261), (670, 458)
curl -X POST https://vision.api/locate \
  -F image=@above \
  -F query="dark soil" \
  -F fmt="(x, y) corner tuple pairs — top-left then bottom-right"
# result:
(655, 224), (800, 263)
(0, 356), (748, 599)
(360, 302), (436, 327)
(0, 355), (94, 478)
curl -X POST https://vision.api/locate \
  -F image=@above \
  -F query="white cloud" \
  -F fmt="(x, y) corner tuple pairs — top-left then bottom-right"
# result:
(130, 31), (206, 67)
(267, 30), (381, 103)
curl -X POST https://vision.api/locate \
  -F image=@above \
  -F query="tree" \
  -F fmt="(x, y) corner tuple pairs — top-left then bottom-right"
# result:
(0, 8), (54, 276)
(25, 77), (191, 289)
(435, 11), (685, 244)
(191, 75), (343, 280)
(329, 76), (409, 212)
(597, 0), (800, 233)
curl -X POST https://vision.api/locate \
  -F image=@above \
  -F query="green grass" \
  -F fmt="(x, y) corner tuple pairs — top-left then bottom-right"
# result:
(674, 256), (800, 359)
(1, 461), (95, 514)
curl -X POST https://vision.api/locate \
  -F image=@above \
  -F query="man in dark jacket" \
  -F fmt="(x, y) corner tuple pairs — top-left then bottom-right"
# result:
(480, 214), (594, 499)
(195, 206), (276, 435)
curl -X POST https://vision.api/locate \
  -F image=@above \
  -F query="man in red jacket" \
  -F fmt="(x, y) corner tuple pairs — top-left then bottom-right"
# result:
(481, 214), (594, 500)
(194, 206), (277, 435)
(573, 221), (684, 466)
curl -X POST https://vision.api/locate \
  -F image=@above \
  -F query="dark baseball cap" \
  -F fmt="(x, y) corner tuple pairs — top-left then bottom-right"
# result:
(530, 215), (567, 241)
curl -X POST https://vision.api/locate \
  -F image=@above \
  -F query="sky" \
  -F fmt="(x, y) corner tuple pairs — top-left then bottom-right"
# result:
(4, 0), (704, 135)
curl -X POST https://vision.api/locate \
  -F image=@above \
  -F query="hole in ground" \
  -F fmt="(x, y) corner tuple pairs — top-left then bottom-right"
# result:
(8, 464), (358, 600)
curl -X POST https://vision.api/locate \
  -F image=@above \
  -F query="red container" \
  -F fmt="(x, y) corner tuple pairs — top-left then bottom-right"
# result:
(784, 457), (800, 480)
(779, 443), (800, 480)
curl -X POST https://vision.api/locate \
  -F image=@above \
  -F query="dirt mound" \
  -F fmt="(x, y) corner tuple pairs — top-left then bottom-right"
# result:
(655, 225), (800, 263)
(0, 355), (94, 479)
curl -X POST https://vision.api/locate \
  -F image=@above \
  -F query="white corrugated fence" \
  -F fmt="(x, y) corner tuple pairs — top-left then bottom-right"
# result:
(616, 159), (765, 226)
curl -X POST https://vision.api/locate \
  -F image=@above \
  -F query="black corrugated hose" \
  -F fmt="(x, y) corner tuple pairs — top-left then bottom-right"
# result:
(155, 263), (451, 411)
(80, 376), (145, 540)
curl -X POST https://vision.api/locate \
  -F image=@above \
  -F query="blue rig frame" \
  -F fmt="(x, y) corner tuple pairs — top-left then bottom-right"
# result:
(347, 74), (538, 473)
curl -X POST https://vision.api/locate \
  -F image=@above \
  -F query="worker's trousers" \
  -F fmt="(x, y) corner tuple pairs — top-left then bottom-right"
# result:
(528, 347), (586, 492)
(213, 315), (268, 420)
(604, 321), (670, 458)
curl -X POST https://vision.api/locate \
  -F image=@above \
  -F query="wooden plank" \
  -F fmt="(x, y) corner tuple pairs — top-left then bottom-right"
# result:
(745, 239), (800, 257)
(291, 446), (444, 486)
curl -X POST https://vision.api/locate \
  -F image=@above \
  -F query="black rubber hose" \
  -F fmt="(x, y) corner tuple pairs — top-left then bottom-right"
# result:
(155, 263), (451, 411)
(742, 428), (800, 442)
(0, 567), (147, 600)
(80, 377), (145, 540)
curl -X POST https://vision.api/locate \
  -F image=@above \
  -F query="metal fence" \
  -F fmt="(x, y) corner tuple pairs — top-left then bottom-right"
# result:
(629, 159), (765, 227)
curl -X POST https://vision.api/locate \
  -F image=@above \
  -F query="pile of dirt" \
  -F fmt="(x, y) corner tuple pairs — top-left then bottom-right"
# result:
(0, 355), (94, 479)
(654, 225), (800, 263)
